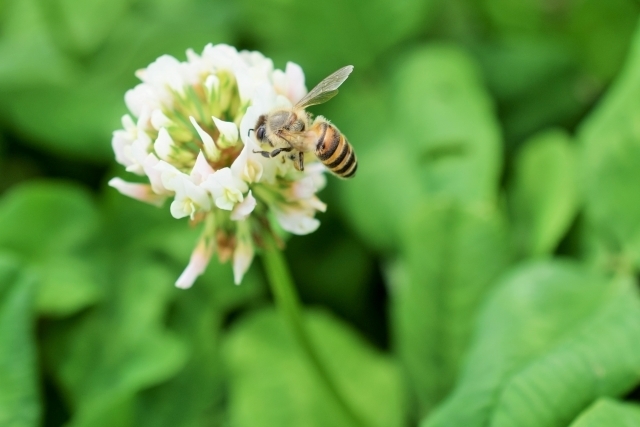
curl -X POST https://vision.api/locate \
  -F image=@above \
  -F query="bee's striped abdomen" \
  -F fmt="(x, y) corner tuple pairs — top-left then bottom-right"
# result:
(315, 122), (357, 179)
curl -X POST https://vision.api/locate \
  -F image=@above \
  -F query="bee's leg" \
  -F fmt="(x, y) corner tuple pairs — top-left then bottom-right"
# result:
(298, 151), (305, 171)
(252, 150), (272, 158)
(252, 147), (293, 158)
(267, 147), (293, 158)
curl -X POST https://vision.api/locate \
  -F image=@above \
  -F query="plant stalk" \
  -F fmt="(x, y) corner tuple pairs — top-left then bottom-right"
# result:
(261, 235), (369, 427)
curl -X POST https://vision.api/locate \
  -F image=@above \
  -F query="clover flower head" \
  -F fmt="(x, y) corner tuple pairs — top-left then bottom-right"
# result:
(109, 44), (329, 288)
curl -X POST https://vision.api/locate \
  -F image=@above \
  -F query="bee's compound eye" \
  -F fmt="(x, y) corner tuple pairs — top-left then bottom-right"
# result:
(256, 126), (266, 141)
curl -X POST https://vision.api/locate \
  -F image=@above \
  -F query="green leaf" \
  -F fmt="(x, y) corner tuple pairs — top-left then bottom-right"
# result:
(0, 0), (232, 161)
(135, 278), (226, 427)
(392, 45), (503, 205)
(46, 0), (131, 55)
(391, 200), (510, 415)
(508, 129), (579, 257)
(338, 138), (425, 252)
(422, 260), (640, 427)
(0, 255), (39, 427)
(338, 46), (504, 252)
(570, 398), (640, 427)
(0, 182), (102, 315)
(224, 308), (406, 427)
(236, 0), (435, 82)
(43, 254), (187, 427)
(578, 23), (640, 269)
(0, 0), (76, 90)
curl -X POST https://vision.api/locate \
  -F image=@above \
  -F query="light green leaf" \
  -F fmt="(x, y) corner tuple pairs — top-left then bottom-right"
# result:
(578, 23), (640, 269)
(135, 275), (226, 427)
(338, 138), (425, 252)
(224, 308), (406, 427)
(0, 0), (232, 161)
(423, 261), (640, 427)
(43, 254), (187, 427)
(0, 255), (39, 427)
(48, 0), (131, 55)
(508, 129), (579, 257)
(339, 46), (504, 252)
(570, 398), (640, 427)
(0, 0), (76, 90)
(0, 182), (102, 315)
(391, 200), (510, 415)
(392, 45), (503, 205)
(236, 0), (435, 82)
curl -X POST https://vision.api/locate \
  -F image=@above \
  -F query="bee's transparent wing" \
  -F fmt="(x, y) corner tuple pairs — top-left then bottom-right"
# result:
(295, 65), (354, 109)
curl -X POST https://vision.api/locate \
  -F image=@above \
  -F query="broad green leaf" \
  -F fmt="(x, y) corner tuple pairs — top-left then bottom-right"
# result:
(570, 398), (640, 427)
(47, 0), (131, 55)
(0, 0), (76, 90)
(339, 46), (503, 252)
(508, 129), (578, 257)
(578, 22), (640, 269)
(338, 137), (424, 252)
(236, 0), (434, 82)
(392, 45), (503, 205)
(0, 255), (39, 427)
(43, 254), (187, 427)
(423, 261), (640, 427)
(0, 0), (232, 161)
(135, 277), (226, 427)
(0, 182), (102, 315)
(224, 308), (406, 427)
(391, 200), (510, 415)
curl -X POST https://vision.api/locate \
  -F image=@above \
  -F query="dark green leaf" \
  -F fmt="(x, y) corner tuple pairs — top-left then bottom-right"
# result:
(0, 254), (39, 427)
(136, 278), (226, 427)
(391, 200), (510, 415)
(224, 308), (406, 427)
(508, 129), (578, 257)
(423, 261), (640, 427)
(43, 255), (187, 427)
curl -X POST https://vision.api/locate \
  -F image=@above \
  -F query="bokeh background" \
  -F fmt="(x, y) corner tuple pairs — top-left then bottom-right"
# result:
(3, 0), (640, 426)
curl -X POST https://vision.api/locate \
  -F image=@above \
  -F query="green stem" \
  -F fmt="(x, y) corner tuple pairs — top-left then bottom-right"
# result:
(261, 235), (369, 427)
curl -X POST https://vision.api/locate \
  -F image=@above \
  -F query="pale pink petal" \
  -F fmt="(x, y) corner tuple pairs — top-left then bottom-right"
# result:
(108, 178), (166, 207)
(190, 116), (218, 159)
(190, 151), (214, 184)
(231, 191), (256, 221)
(233, 239), (254, 285)
(176, 239), (213, 289)
(154, 127), (174, 161)
(274, 207), (320, 235)
(285, 61), (306, 104)
(142, 154), (169, 194)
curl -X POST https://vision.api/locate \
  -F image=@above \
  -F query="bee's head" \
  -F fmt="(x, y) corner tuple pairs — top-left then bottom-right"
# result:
(254, 115), (267, 142)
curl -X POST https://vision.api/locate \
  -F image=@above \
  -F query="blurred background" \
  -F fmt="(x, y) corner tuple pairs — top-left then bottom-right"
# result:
(2, 0), (640, 426)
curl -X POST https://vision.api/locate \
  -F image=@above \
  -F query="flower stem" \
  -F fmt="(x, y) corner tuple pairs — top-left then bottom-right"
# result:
(261, 235), (369, 427)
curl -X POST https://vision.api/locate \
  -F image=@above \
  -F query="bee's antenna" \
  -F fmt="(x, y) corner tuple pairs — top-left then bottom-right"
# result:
(248, 128), (254, 137)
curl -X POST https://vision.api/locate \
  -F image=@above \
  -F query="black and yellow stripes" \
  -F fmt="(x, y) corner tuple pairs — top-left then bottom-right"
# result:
(314, 122), (357, 179)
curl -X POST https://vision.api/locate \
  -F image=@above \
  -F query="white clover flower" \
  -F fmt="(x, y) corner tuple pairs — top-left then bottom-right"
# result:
(202, 167), (247, 211)
(110, 44), (326, 288)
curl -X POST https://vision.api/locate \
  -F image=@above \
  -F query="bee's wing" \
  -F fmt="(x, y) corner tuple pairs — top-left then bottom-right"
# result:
(295, 65), (354, 109)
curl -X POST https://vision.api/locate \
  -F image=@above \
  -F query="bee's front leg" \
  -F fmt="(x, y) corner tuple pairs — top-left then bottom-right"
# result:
(252, 146), (293, 158)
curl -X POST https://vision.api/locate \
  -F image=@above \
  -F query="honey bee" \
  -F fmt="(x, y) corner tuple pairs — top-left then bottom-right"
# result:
(252, 65), (357, 179)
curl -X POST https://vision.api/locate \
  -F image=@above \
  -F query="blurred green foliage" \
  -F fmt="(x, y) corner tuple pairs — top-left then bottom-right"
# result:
(1, 0), (640, 426)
